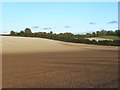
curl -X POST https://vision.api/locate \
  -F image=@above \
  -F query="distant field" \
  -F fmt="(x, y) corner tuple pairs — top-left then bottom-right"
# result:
(1, 36), (118, 54)
(1, 36), (119, 88)
(97, 35), (119, 40)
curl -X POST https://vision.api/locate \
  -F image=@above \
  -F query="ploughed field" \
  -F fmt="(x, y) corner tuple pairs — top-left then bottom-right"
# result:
(1, 36), (119, 88)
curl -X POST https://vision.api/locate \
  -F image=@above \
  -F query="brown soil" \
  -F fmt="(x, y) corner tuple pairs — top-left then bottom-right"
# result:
(1, 36), (119, 88)
(3, 50), (118, 88)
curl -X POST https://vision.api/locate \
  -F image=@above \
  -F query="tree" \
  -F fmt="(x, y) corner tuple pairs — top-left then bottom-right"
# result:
(92, 32), (96, 37)
(50, 31), (53, 34)
(106, 30), (114, 36)
(20, 30), (25, 36)
(115, 30), (120, 37)
(100, 30), (107, 35)
(24, 28), (32, 37)
(10, 30), (16, 36)
(96, 31), (101, 36)
(86, 33), (91, 38)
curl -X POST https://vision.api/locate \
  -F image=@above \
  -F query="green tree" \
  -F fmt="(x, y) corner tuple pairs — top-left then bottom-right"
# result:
(115, 30), (120, 37)
(24, 28), (32, 37)
(92, 32), (96, 37)
(10, 30), (16, 36)
(106, 30), (114, 36)
(86, 33), (91, 38)
(100, 30), (107, 35)
(20, 30), (25, 36)
(50, 31), (53, 34)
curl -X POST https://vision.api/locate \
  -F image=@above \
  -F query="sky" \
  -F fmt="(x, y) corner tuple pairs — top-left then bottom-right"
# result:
(1, 2), (118, 34)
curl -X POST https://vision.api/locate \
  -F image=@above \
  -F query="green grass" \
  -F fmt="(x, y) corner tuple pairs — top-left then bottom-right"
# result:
(97, 35), (119, 40)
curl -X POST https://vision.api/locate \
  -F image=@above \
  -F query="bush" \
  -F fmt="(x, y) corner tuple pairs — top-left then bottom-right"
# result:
(82, 39), (92, 44)
(91, 39), (98, 45)
(9, 29), (120, 46)
(98, 40), (112, 46)
(112, 40), (120, 46)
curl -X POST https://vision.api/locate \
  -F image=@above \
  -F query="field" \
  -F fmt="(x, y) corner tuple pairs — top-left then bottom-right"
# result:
(1, 36), (119, 88)
(97, 35), (119, 40)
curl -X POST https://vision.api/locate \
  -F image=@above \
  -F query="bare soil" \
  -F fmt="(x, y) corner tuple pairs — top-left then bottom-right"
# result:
(1, 36), (119, 88)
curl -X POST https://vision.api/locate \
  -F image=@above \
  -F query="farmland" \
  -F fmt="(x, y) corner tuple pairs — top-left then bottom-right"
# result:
(1, 36), (119, 88)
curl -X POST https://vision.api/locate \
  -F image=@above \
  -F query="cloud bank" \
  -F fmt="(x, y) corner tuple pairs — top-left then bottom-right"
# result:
(107, 21), (118, 24)
(89, 22), (96, 25)
(32, 26), (39, 28)
(64, 26), (70, 28)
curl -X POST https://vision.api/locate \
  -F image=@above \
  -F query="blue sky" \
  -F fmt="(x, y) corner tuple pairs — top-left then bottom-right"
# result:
(1, 2), (118, 34)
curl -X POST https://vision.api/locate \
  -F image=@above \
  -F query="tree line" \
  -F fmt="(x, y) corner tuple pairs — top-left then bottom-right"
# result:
(86, 30), (120, 37)
(9, 28), (120, 46)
